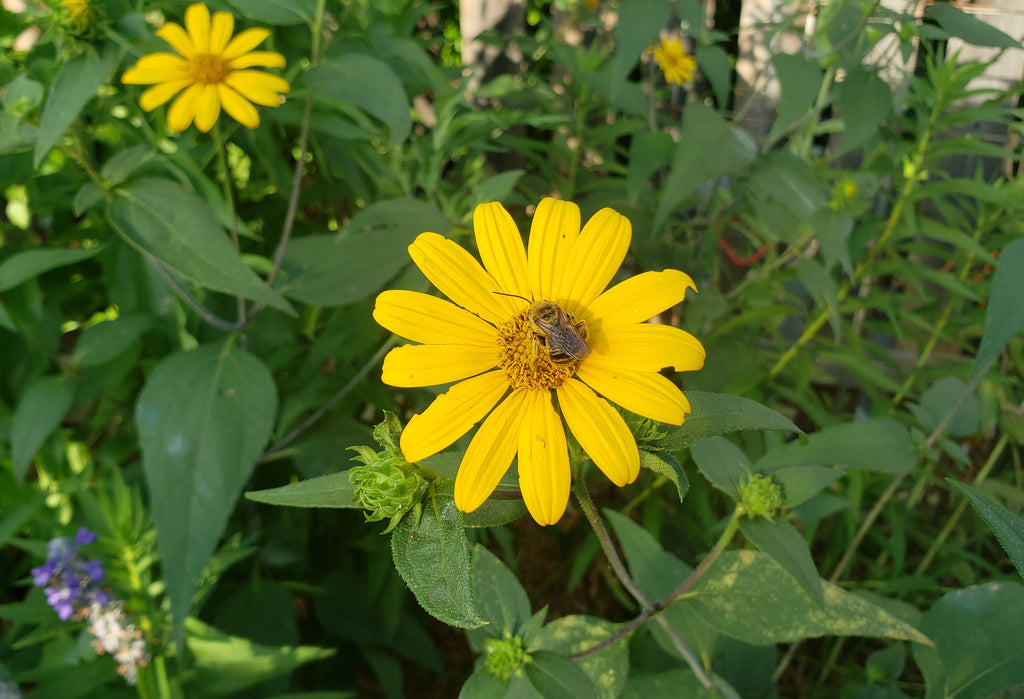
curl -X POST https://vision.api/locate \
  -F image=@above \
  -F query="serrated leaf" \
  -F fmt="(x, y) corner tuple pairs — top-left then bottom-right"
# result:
(973, 237), (1024, 377)
(689, 436), (752, 500)
(948, 480), (1024, 582)
(683, 550), (931, 645)
(913, 583), (1024, 699)
(108, 177), (292, 313)
(738, 518), (823, 606)
(11, 375), (74, 481)
(306, 54), (411, 143)
(639, 449), (689, 502)
(663, 392), (800, 451)
(0, 247), (101, 292)
(72, 313), (153, 367)
(136, 342), (277, 649)
(756, 418), (915, 474)
(524, 651), (600, 698)
(34, 51), (115, 167)
(534, 616), (629, 699)
(472, 545), (531, 635)
(391, 495), (485, 629)
(245, 471), (359, 508)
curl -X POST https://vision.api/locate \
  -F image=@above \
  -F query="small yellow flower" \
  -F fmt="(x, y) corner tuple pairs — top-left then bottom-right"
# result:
(373, 199), (705, 525)
(62, 0), (95, 27)
(651, 36), (697, 86)
(121, 2), (290, 133)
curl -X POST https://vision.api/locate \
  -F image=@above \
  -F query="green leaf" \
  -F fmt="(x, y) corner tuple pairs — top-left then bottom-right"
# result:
(689, 436), (752, 500)
(278, 197), (450, 307)
(108, 177), (292, 313)
(756, 418), (916, 474)
(928, 3), (1022, 49)
(910, 377), (979, 438)
(948, 480), (1024, 582)
(684, 550), (931, 645)
(639, 449), (689, 502)
(747, 152), (828, 243)
(772, 465), (843, 507)
(34, 50), (114, 168)
(797, 258), (840, 340)
(605, 509), (692, 599)
(307, 54), (412, 143)
(391, 495), (485, 629)
(973, 237), (1024, 377)
(627, 130), (673, 204)
(472, 545), (531, 635)
(611, 0), (670, 99)
(653, 103), (757, 232)
(186, 617), (334, 696)
(11, 375), (74, 481)
(694, 44), (731, 109)
(223, 0), (315, 25)
(766, 53), (823, 147)
(71, 313), (153, 367)
(621, 669), (710, 699)
(245, 471), (359, 508)
(458, 670), (512, 698)
(662, 391), (801, 451)
(0, 247), (101, 292)
(810, 208), (854, 277)
(463, 498), (528, 528)
(738, 518), (823, 606)
(913, 583), (1024, 699)
(534, 615), (629, 699)
(136, 342), (278, 649)
(524, 651), (600, 698)
(835, 68), (893, 155)
(471, 170), (524, 209)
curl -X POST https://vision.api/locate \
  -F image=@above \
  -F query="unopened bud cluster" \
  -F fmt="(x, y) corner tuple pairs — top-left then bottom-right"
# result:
(739, 474), (783, 519)
(348, 413), (428, 533)
(483, 635), (531, 681)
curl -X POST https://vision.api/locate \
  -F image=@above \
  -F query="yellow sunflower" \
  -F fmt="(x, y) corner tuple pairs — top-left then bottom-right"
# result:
(373, 199), (705, 525)
(121, 2), (289, 133)
(651, 35), (697, 86)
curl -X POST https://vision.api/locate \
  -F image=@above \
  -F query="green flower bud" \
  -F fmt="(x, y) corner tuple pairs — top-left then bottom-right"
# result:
(348, 414), (428, 533)
(739, 474), (783, 520)
(483, 635), (531, 681)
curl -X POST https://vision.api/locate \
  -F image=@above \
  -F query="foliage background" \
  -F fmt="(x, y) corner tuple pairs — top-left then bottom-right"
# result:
(1, 0), (1023, 697)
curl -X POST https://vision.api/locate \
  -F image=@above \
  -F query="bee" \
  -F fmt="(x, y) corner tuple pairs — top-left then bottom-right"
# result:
(497, 293), (589, 365)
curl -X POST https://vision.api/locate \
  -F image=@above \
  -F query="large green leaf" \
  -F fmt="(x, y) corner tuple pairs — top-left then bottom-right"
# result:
(11, 375), (74, 481)
(653, 103), (757, 232)
(524, 651), (600, 698)
(765, 53), (822, 147)
(973, 237), (1024, 377)
(245, 471), (359, 508)
(913, 583), (1024, 699)
(738, 518), (823, 606)
(224, 0), (315, 25)
(136, 342), (278, 648)
(471, 545), (531, 636)
(756, 418), (916, 474)
(605, 509), (692, 599)
(277, 197), (450, 307)
(662, 391), (801, 451)
(948, 480), (1024, 582)
(928, 3), (1022, 49)
(0, 247), (101, 292)
(108, 178), (292, 313)
(71, 313), (153, 367)
(683, 550), (931, 645)
(610, 0), (670, 100)
(34, 50), (115, 167)
(534, 615), (629, 699)
(835, 68), (893, 155)
(391, 494), (485, 629)
(306, 54), (412, 143)
(689, 436), (752, 501)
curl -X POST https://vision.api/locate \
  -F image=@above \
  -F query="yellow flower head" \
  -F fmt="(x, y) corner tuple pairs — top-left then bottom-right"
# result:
(121, 2), (290, 133)
(373, 199), (706, 525)
(62, 0), (97, 30)
(651, 35), (697, 86)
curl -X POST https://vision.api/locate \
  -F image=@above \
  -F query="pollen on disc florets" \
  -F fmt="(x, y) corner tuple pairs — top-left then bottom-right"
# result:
(190, 54), (231, 84)
(497, 309), (579, 389)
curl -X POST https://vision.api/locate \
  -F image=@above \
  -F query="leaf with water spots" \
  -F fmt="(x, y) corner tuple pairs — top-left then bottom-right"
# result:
(136, 341), (277, 649)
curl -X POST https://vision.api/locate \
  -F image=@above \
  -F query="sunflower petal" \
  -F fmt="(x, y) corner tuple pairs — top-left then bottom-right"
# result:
(528, 198), (580, 303)
(166, 83), (202, 132)
(222, 27), (271, 61)
(155, 22), (196, 57)
(374, 290), (496, 346)
(474, 202), (529, 300)
(192, 83), (221, 133)
(408, 232), (517, 325)
(228, 51), (286, 70)
(455, 389), (529, 513)
(138, 80), (192, 111)
(217, 83), (259, 129)
(208, 11), (234, 55)
(560, 208), (631, 317)
(400, 371), (509, 463)
(224, 70), (290, 106)
(587, 323), (705, 373)
(121, 53), (189, 84)
(585, 269), (697, 329)
(184, 2), (211, 54)
(517, 390), (570, 525)
(381, 343), (497, 388)
(576, 363), (691, 425)
(557, 379), (639, 486)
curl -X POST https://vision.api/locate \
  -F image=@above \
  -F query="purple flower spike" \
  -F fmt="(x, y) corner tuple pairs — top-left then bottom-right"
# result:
(74, 528), (98, 546)
(82, 559), (105, 583)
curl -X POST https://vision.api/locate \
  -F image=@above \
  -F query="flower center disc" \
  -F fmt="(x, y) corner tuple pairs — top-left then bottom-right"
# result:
(190, 54), (231, 84)
(497, 309), (580, 390)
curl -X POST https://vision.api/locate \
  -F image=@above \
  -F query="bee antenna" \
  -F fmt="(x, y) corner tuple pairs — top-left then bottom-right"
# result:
(493, 291), (531, 302)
